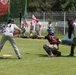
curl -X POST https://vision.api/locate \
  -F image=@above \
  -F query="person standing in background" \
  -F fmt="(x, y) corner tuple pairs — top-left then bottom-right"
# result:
(21, 23), (26, 37)
(35, 19), (42, 36)
(30, 22), (34, 38)
(47, 21), (54, 31)
(67, 19), (76, 56)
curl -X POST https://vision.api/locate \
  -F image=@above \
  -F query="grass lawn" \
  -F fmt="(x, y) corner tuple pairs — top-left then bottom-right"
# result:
(0, 36), (76, 75)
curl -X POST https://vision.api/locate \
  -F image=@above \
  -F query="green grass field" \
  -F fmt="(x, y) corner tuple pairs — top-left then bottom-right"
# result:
(0, 36), (76, 75)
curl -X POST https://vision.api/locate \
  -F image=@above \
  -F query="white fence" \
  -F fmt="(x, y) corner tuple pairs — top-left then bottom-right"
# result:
(22, 20), (68, 35)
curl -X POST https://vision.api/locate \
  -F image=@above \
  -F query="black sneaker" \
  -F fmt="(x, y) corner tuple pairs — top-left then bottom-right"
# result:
(18, 56), (22, 59)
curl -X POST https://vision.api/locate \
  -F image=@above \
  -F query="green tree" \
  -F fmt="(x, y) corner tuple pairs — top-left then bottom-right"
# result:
(9, 0), (76, 17)
(61, 0), (76, 12)
(10, 0), (25, 17)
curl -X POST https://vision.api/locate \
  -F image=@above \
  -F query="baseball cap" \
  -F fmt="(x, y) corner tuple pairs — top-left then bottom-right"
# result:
(8, 19), (14, 23)
(67, 18), (74, 21)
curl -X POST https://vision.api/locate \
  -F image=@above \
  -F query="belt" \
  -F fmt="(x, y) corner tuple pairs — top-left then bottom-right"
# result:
(4, 31), (12, 33)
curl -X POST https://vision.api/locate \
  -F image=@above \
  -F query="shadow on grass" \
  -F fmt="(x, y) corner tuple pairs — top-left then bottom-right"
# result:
(25, 53), (48, 57)
(60, 55), (76, 57)
(25, 53), (76, 58)
(38, 54), (48, 57)
(37, 54), (76, 58)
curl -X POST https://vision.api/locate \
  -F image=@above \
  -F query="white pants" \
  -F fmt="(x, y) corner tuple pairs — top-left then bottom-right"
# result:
(0, 33), (21, 58)
(48, 44), (58, 50)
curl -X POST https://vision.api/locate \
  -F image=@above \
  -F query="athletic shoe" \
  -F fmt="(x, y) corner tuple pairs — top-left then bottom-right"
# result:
(67, 54), (74, 57)
(48, 53), (54, 57)
(18, 56), (22, 59)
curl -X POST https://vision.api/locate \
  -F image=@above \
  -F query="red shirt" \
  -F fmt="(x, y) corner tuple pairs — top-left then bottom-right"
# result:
(45, 34), (59, 45)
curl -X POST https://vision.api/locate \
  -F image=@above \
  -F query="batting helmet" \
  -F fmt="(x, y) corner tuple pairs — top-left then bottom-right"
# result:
(8, 19), (14, 24)
(48, 30), (54, 35)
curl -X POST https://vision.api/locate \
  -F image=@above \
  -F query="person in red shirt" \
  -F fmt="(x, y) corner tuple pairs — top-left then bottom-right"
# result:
(43, 30), (61, 57)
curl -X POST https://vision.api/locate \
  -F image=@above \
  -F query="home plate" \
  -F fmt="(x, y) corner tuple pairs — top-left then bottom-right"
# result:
(3, 54), (13, 57)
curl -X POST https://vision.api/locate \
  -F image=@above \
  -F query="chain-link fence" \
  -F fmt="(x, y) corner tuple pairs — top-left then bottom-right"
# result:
(1, 12), (76, 35)
(25, 12), (76, 35)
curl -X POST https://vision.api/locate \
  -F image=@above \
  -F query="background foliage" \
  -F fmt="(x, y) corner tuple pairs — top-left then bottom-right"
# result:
(1, 0), (76, 23)
(27, 0), (76, 12)
(10, 0), (76, 17)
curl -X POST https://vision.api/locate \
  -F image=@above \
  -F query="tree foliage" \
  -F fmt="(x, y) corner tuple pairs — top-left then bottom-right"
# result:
(9, 0), (76, 17)
(61, 0), (76, 12)
(27, 0), (76, 12)
(10, 0), (25, 17)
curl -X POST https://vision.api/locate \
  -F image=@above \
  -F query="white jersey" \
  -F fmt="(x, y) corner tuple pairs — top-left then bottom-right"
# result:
(30, 25), (34, 30)
(35, 22), (41, 31)
(48, 23), (52, 28)
(73, 22), (76, 38)
(3, 23), (19, 34)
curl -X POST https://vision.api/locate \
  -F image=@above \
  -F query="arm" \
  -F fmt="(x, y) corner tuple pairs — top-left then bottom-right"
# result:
(13, 25), (22, 35)
(16, 27), (22, 33)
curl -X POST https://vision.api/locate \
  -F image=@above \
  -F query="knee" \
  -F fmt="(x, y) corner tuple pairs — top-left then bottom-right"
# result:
(43, 44), (47, 49)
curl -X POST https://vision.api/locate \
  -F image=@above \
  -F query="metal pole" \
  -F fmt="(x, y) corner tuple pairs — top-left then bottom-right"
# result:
(64, 12), (66, 35)
(42, 12), (45, 33)
(7, 0), (10, 21)
(20, 13), (22, 28)
(43, 12), (45, 28)
(24, 0), (27, 16)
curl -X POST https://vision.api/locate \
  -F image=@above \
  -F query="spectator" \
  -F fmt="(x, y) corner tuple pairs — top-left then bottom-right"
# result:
(21, 23), (26, 37)
(47, 21), (54, 31)
(30, 22), (34, 38)
(35, 19), (42, 36)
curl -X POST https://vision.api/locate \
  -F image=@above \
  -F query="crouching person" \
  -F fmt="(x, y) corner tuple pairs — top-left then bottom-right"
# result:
(43, 30), (61, 57)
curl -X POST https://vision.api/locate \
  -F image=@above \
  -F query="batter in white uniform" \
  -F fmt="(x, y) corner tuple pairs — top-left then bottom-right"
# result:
(0, 19), (22, 59)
